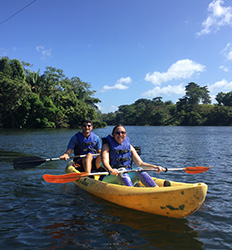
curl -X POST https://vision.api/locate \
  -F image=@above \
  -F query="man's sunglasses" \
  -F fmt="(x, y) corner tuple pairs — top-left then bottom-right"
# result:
(82, 124), (91, 128)
(115, 131), (126, 135)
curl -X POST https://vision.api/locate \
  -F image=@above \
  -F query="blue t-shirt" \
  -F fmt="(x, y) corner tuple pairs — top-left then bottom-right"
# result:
(67, 132), (102, 152)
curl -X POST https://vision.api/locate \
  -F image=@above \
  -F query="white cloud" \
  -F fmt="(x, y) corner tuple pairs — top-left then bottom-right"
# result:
(101, 76), (132, 92)
(36, 45), (52, 59)
(219, 65), (229, 72)
(144, 59), (205, 85)
(142, 84), (185, 98)
(220, 42), (232, 61)
(196, 0), (232, 37)
(208, 79), (232, 93)
(220, 42), (231, 53)
(210, 94), (217, 104)
(227, 50), (232, 60)
(208, 79), (232, 103)
(97, 103), (118, 113)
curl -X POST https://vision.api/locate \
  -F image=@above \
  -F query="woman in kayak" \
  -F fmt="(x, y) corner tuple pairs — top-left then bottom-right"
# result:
(101, 124), (165, 187)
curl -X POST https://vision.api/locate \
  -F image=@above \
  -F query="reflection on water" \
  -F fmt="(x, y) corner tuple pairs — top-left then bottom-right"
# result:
(39, 189), (205, 250)
(82, 192), (205, 250)
(45, 218), (86, 249)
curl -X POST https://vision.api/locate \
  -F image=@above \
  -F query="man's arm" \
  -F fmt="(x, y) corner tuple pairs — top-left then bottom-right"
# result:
(60, 148), (72, 161)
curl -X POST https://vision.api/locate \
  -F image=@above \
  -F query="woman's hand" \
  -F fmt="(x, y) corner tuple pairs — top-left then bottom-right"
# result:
(110, 168), (119, 176)
(154, 166), (165, 173)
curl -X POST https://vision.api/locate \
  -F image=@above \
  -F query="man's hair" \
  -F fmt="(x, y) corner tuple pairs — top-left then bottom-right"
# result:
(81, 119), (92, 126)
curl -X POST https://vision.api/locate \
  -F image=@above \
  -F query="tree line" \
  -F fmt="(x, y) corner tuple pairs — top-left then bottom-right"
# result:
(0, 57), (106, 128)
(103, 82), (232, 126)
(1, 57), (232, 128)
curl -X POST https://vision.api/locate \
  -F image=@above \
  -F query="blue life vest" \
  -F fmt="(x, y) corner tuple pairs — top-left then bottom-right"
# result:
(74, 132), (97, 156)
(104, 135), (132, 169)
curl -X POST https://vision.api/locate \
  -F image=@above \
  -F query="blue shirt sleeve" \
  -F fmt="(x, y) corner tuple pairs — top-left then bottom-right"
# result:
(95, 135), (102, 150)
(67, 134), (78, 150)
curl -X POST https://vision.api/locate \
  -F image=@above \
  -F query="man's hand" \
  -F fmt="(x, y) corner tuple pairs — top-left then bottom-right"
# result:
(60, 154), (69, 161)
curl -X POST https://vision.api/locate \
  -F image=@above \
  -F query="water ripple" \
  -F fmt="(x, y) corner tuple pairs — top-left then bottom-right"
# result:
(0, 127), (231, 249)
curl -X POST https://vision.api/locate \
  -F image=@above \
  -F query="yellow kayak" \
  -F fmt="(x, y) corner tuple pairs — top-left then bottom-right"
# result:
(66, 164), (208, 218)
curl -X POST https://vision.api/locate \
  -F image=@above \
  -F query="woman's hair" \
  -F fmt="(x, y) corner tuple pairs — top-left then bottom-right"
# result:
(112, 124), (126, 134)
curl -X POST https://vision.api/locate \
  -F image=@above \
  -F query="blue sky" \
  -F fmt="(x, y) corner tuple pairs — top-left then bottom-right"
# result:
(1, 0), (232, 113)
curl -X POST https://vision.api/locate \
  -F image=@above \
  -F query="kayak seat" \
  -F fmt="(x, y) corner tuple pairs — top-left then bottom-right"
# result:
(163, 180), (171, 187)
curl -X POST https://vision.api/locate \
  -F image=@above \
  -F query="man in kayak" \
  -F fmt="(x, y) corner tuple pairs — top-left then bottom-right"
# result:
(101, 124), (165, 187)
(60, 119), (102, 173)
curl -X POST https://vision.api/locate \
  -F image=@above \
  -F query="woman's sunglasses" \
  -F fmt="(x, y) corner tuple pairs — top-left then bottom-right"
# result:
(115, 131), (126, 135)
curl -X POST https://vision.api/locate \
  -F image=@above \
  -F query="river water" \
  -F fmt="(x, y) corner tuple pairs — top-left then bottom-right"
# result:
(0, 126), (231, 249)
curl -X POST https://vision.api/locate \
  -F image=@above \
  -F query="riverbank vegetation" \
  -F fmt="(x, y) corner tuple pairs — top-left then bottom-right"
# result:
(0, 57), (106, 128)
(1, 57), (232, 128)
(103, 84), (232, 126)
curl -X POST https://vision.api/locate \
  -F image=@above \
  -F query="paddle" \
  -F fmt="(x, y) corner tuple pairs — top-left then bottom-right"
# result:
(13, 153), (100, 169)
(43, 166), (212, 183)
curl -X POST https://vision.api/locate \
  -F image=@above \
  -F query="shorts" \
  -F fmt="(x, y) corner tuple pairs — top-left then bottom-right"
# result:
(72, 156), (99, 172)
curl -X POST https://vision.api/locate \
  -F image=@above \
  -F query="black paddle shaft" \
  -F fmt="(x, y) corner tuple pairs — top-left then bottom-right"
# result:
(13, 154), (100, 169)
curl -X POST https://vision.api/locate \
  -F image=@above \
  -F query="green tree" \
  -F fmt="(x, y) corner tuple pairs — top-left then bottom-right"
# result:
(10, 59), (26, 81)
(102, 112), (116, 125)
(0, 58), (105, 128)
(216, 91), (232, 106)
(185, 82), (211, 105)
(206, 106), (232, 125)
(116, 105), (135, 125)
(0, 57), (13, 76)
(215, 92), (226, 105)
(0, 58), (29, 127)
(183, 111), (203, 126)
(152, 97), (164, 105)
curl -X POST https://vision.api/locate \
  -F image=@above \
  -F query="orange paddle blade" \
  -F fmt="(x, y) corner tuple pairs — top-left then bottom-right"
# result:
(183, 166), (213, 174)
(43, 172), (89, 183)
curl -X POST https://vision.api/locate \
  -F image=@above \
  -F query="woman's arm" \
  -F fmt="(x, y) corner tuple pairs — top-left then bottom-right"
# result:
(101, 143), (118, 176)
(131, 145), (164, 173)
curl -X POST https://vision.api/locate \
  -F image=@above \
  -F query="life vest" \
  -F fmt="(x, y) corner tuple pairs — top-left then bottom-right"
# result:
(104, 135), (132, 169)
(74, 132), (97, 157)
